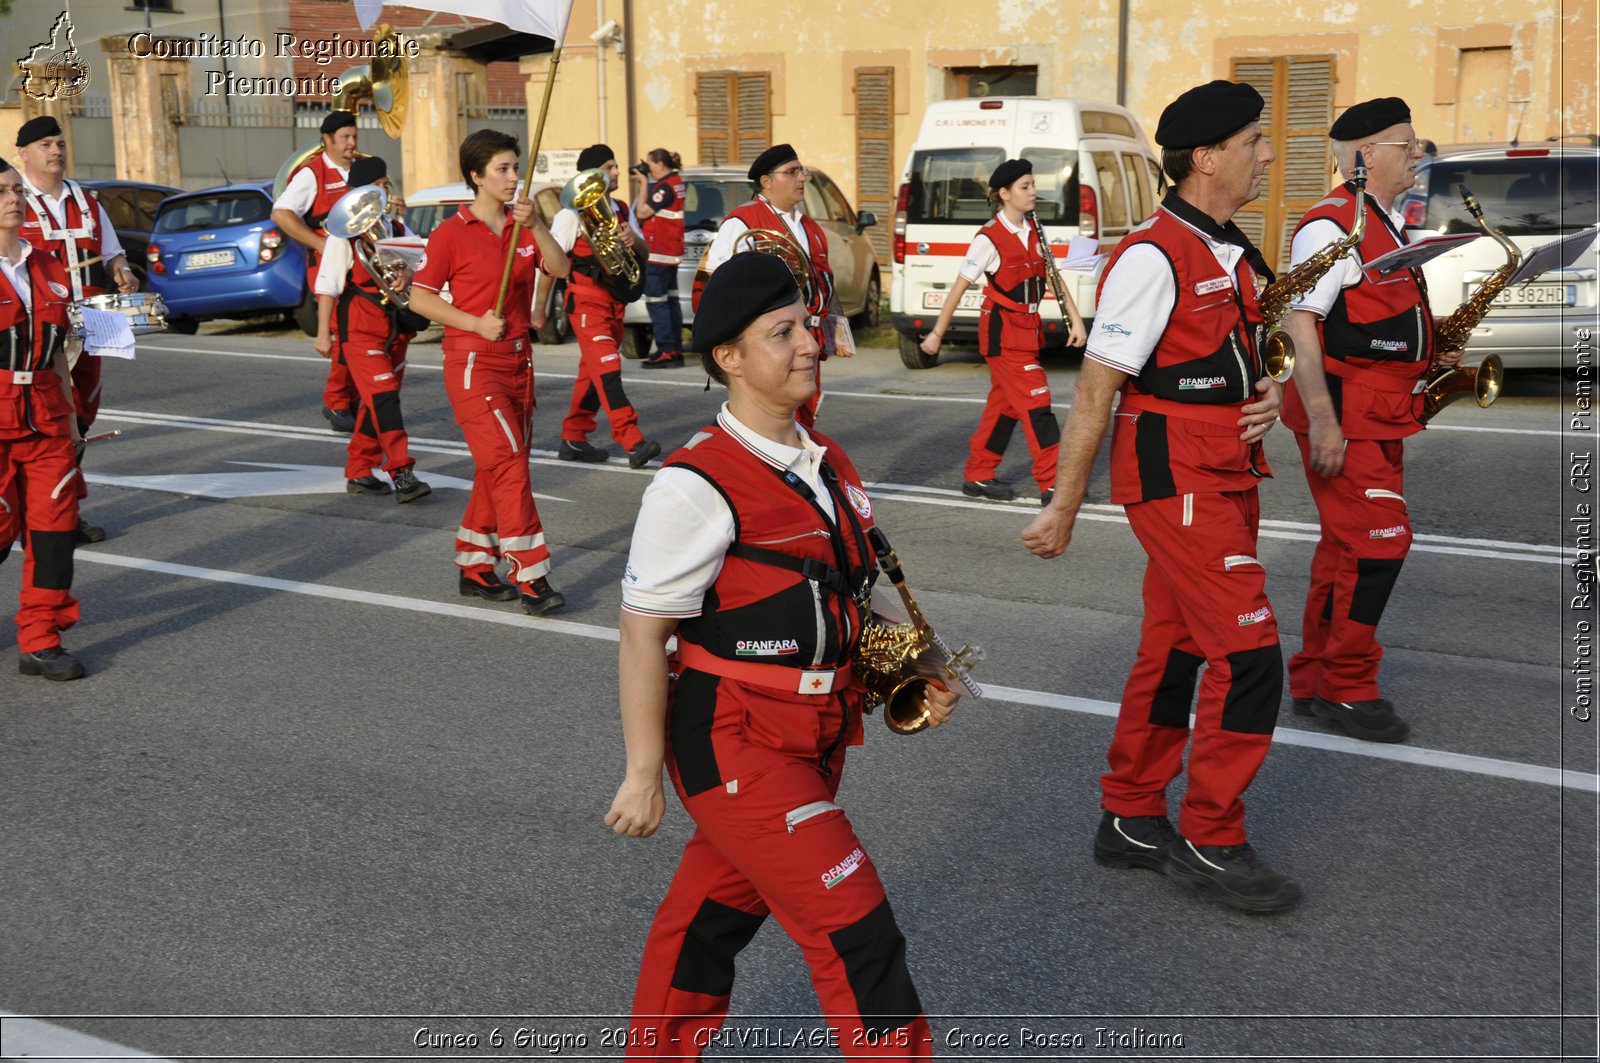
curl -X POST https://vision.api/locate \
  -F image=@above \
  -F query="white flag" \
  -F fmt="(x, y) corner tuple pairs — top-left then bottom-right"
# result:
(355, 0), (574, 41)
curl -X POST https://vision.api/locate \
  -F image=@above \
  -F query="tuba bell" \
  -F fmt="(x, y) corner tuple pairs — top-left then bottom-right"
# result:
(324, 184), (413, 307)
(561, 168), (641, 283)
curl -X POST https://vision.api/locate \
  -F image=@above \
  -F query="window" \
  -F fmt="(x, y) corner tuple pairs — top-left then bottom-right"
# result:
(1082, 111), (1137, 138)
(1422, 156), (1599, 236)
(155, 191), (270, 233)
(949, 66), (1037, 98)
(803, 180), (832, 223)
(905, 147), (1005, 224)
(1123, 152), (1152, 224)
(696, 71), (771, 167)
(820, 176), (855, 228)
(684, 177), (750, 232)
(1091, 151), (1131, 234)
(1019, 148), (1080, 226)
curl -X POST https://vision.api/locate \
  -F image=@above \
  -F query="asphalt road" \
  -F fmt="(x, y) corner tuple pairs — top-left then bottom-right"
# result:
(1, 322), (1594, 1063)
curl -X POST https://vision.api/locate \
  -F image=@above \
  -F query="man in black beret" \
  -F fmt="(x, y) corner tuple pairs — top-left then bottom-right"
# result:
(1276, 97), (1458, 746)
(15, 112), (140, 545)
(271, 108), (377, 436)
(698, 142), (842, 427)
(1024, 79), (1300, 913)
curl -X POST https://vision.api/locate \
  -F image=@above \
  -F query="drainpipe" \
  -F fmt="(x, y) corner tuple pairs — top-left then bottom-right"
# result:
(1116, 0), (1129, 107)
(623, 0), (637, 166)
(595, 0), (608, 143)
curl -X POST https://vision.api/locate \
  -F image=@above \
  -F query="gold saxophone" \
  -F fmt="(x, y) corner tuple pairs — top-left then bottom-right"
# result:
(1416, 184), (1510, 424)
(852, 528), (984, 735)
(1256, 152), (1370, 383)
(561, 169), (641, 283)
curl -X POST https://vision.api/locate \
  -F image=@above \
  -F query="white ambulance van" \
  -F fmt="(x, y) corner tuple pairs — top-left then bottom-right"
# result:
(890, 97), (1163, 368)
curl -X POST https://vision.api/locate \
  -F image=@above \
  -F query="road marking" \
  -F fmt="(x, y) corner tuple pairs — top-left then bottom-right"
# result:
(0, 1012), (175, 1061)
(57, 546), (1597, 795)
(84, 463), (524, 501)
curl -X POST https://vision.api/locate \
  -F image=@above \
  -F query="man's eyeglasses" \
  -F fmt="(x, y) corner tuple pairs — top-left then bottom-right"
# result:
(771, 165), (808, 179)
(1369, 138), (1423, 153)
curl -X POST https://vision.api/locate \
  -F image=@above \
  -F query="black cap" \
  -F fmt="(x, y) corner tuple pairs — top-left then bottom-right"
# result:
(348, 155), (388, 188)
(988, 157), (1032, 191)
(747, 143), (799, 182)
(576, 143), (615, 170)
(0, 157), (12, 174)
(320, 110), (357, 136)
(1155, 80), (1265, 149)
(690, 251), (804, 354)
(1329, 97), (1412, 141)
(16, 115), (62, 147)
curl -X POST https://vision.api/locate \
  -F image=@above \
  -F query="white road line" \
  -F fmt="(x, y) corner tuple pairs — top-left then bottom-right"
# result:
(0, 1012), (174, 1061)
(61, 546), (1596, 794)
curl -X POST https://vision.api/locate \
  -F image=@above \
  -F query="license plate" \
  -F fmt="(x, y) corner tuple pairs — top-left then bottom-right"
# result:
(682, 245), (703, 262)
(184, 249), (234, 270)
(922, 290), (983, 310)
(1489, 283), (1576, 308)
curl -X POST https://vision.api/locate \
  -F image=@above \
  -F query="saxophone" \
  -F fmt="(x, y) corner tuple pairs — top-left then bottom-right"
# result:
(1256, 153), (1370, 383)
(1416, 184), (1511, 424)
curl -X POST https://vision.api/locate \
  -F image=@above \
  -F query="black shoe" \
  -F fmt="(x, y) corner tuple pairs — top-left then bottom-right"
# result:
(459, 569), (519, 602)
(641, 352), (685, 369)
(75, 518), (107, 544)
(1093, 810), (1177, 872)
(323, 406), (356, 434)
(1291, 697), (1315, 717)
(628, 439), (663, 469)
(346, 475), (391, 496)
(19, 646), (86, 681)
(519, 576), (566, 616)
(392, 467), (432, 504)
(1309, 696), (1410, 742)
(1166, 838), (1302, 913)
(558, 439), (610, 463)
(961, 479), (1016, 501)
(1041, 489), (1055, 507)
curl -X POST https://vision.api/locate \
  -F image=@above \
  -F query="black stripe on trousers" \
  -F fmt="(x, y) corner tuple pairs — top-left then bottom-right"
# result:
(982, 414), (1018, 456)
(27, 529), (75, 591)
(670, 669), (723, 796)
(1133, 412), (1177, 500)
(1150, 648), (1204, 729)
(1220, 643), (1283, 735)
(670, 897), (767, 996)
(828, 898), (924, 1034)
(1350, 557), (1405, 627)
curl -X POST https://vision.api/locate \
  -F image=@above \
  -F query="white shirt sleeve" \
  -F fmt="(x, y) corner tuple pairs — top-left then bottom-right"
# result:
(702, 216), (750, 276)
(272, 167), (317, 216)
(620, 467), (737, 618)
(957, 232), (1000, 285)
(551, 208), (579, 253)
(314, 235), (353, 297)
(1083, 243), (1177, 376)
(1288, 217), (1361, 317)
(94, 201), (126, 262)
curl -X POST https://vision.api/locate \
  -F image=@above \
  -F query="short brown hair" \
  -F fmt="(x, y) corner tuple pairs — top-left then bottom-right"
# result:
(460, 129), (520, 194)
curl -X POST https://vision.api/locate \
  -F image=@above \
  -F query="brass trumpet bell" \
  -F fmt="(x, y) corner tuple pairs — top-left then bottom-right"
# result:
(1262, 328), (1296, 383)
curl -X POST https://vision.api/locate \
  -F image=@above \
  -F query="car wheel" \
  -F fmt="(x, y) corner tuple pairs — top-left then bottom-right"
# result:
(851, 271), (882, 330)
(537, 281), (572, 345)
(292, 287), (318, 336)
(898, 330), (937, 370)
(620, 324), (652, 360)
(166, 315), (200, 335)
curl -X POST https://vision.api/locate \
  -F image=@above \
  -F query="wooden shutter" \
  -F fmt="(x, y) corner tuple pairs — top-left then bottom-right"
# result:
(1231, 54), (1334, 271)
(854, 67), (894, 264)
(696, 72), (732, 167)
(735, 73), (771, 164)
(697, 71), (771, 166)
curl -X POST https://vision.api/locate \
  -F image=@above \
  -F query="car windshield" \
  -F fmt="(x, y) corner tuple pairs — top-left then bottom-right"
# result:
(155, 191), (270, 233)
(1421, 155), (1599, 235)
(906, 147), (1006, 224)
(683, 178), (752, 232)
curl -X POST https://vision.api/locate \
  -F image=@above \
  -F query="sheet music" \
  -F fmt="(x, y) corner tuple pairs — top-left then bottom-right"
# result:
(1056, 235), (1103, 274)
(1362, 232), (1482, 278)
(80, 306), (138, 359)
(1505, 225), (1600, 288)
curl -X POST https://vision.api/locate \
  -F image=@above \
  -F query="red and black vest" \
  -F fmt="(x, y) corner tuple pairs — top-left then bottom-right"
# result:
(1281, 183), (1433, 440)
(0, 250), (75, 438)
(296, 153), (349, 284)
(727, 198), (836, 331)
(641, 171), (686, 265)
(976, 215), (1045, 355)
(20, 180), (106, 299)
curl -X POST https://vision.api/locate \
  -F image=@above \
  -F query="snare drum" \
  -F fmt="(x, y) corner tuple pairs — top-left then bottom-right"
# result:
(79, 292), (170, 335)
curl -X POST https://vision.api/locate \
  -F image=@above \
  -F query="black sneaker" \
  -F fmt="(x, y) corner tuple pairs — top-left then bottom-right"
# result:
(75, 518), (107, 544)
(346, 475), (391, 496)
(1291, 697), (1315, 717)
(392, 467), (432, 504)
(519, 576), (567, 616)
(641, 352), (685, 369)
(19, 645), (86, 681)
(323, 406), (356, 434)
(628, 439), (663, 469)
(558, 439), (609, 463)
(962, 479), (1016, 501)
(1093, 810), (1177, 872)
(1309, 696), (1410, 742)
(1166, 838), (1302, 913)
(459, 569), (519, 602)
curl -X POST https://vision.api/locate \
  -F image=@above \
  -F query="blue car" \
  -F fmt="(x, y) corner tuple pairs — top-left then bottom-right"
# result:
(147, 181), (313, 334)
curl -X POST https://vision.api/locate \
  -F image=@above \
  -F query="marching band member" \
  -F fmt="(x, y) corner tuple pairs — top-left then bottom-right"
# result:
(607, 251), (956, 1058)
(701, 144), (839, 428)
(407, 130), (571, 616)
(1023, 81), (1299, 913)
(0, 157), (86, 681)
(14, 115), (135, 545)
(534, 143), (661, 470)
(1280, 97), (1460, 743)
(313, 155), (430, 503)
(919, 157), (1087, 503)
(631, 148), (687, 369)
(270, 111), (367, 435)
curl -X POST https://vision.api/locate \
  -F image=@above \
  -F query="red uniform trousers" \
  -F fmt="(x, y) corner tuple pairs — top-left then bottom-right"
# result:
(963, 344), (1059, 491)
(629, 753), (932, 1061)
(561, 295), (645, 451)
(339, 330), (413, 480)
(442, 345), (552, 584)
(0, 432), (80, 653)
(1287, 435), (1412, 703)
(312, 258), (361, 414)
(1105, 489), (1283, 845)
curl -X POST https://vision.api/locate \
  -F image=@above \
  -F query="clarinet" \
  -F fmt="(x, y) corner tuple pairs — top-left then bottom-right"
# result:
(1026, 210), (1074, 316)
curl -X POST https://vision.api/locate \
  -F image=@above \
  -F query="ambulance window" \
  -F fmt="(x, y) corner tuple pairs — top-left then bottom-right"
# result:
(1022, 148), (1080, 226)
(1081, 111), (1138, 138)
(1091, 151), (1131, 234)
(1122, 152), (1151, 223)
(906, 147), (1005, 224)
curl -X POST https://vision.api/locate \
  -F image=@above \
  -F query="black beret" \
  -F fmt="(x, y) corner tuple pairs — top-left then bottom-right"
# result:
(690, 251), (804, 353)
(348, 155), (387, 188)
(0, 157), (11, 174)
(320, 110), (357, 136)
(1155, 80), (1265, 149)
(988, 157), (1032, 191)
(747, 143), (799, 182)
(1329, 97), (1412, 142)
(16, 115), (62, 147)
(576, 143), (615, 171)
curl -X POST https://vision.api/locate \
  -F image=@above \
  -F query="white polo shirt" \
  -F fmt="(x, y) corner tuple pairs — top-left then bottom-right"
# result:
(1289, 198), (1410, 318)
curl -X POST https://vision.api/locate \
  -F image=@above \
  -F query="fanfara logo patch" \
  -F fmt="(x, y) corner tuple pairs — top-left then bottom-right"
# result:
(1370, 524), (1408, 539)
(1178, 376), (1228, 391)
(1369, 338), (1409, 352)
(48, 282), (70, 298)
(844, 482), (872, 520)
(822, 847), (866, 889)
(736, 638), (799, 657)
(1237, 605), (1272, 626)
(1194, 276), (1233, 296)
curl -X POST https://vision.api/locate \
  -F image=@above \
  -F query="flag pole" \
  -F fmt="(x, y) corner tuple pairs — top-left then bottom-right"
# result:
(494, 41), (563, 317)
